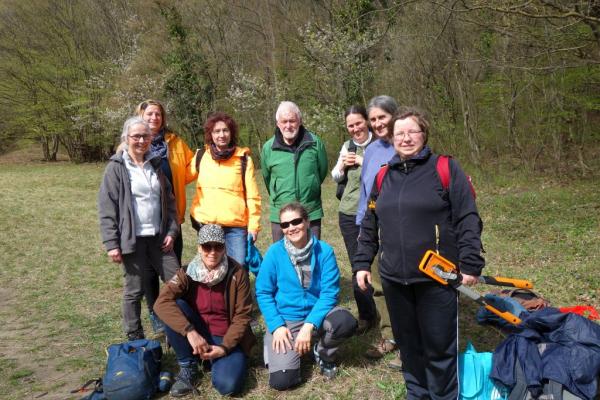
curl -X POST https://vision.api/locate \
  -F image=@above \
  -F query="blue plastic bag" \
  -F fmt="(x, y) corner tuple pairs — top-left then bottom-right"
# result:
(245, 236), (262, 276)
(459, 342), (508, 400)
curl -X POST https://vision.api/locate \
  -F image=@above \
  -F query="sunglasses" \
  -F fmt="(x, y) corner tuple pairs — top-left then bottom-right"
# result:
(279, 217), (304, 229)
(201, 242), (225, 252)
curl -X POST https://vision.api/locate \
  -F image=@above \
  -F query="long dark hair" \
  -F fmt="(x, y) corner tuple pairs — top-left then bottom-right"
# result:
(344, 105), (368, 121)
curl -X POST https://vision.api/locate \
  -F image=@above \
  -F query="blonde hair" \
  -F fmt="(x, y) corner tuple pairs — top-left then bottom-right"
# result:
(135, 99), (167, 131)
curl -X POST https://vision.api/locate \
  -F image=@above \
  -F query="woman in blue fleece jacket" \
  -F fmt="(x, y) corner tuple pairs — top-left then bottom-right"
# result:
(256, 202), (357, 390)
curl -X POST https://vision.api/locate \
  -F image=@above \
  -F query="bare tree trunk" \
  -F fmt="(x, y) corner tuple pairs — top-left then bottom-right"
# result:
(454, 69), (480, 163)
(40, 134), (58, 161)
(50, 134), (59, 161)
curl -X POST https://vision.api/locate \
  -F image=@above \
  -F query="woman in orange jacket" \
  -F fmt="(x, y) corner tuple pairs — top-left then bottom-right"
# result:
(135, 99), (196, 263)
(135, 99), (195, 334)
(189, 112), (261, 267)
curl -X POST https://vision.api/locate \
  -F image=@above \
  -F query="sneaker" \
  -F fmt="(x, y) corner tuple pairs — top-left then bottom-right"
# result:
(126, 329), (145, 341)
(170, 364), (199, 397)
(364, 339), (397, 359)
(313, 344), (338, 379)
(149, 312), (165, 335)
(387, 351), (403, 370)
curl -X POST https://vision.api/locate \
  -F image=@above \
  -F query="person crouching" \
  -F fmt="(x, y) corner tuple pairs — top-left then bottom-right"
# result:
(154, 224), (255, 397)
(256, 202), (357, 390)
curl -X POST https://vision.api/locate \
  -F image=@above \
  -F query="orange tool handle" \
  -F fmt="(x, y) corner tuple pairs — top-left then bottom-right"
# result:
(480, 276), (533, 289)
(484, 304), (522, 325)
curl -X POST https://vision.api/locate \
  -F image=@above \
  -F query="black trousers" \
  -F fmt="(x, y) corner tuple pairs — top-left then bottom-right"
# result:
(381, 278), (458, 400)
(338, 212), (376, 321)
(144, 230), (183, 313)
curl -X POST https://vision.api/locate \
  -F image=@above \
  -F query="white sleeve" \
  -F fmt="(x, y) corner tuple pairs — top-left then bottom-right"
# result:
(330, 144), (348, 182)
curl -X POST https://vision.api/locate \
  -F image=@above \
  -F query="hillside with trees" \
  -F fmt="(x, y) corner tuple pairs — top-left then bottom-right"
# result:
(0, 0), (598, 174)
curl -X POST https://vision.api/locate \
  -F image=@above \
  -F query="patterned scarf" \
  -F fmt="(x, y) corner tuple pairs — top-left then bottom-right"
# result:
(186, 253), (229, 287)
(150, 128), (168, 159)
(210, 143), (235, 161)
(284, 233), (314, 288)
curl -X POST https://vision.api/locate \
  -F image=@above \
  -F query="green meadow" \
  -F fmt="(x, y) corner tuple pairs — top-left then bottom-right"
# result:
(0, 151), (598, 399)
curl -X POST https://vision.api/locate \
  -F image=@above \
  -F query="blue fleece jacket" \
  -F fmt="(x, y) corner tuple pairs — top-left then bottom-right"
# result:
(355, 138), (395, 226)
(256, 238), (340, 333)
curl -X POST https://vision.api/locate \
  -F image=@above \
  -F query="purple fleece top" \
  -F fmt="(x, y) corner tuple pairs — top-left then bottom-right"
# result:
(355, 139), (396, 226)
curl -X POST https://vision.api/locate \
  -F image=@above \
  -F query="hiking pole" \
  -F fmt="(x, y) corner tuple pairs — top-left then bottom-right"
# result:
(418, 250), (525, 325)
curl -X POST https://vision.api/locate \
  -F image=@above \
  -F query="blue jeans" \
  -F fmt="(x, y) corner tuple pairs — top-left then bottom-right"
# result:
(164, 299), (247, 396)
(223, 227), (247, 266)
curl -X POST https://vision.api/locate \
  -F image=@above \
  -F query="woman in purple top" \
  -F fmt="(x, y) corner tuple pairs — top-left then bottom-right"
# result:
(354, 95), (401, 365)
(355, 96), (399, 226)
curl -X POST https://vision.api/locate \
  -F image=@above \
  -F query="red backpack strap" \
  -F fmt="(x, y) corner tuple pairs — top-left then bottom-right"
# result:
(437, 154), (476, 198)
(436, 155), (451, 191)
(375, 164), (389, 193)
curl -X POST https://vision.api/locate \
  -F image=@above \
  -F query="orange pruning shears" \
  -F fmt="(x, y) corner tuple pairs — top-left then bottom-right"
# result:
(418, 250), (533, 325)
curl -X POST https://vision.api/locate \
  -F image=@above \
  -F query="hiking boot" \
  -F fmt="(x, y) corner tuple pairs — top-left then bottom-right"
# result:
(356, 318), (376, 335)
(170, 364), (199, 397)
(318, 359), (338, 379)
(126, 329), (145, 341)
(365, 339), (396, 359)
(387, 351), (403, 370)
(313, 344), (338, 379)
(148, 312), (165, 335)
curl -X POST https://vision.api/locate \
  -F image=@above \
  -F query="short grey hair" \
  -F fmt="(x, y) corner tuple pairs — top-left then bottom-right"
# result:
(275, 101), (302, 123)
(367, 95), (399, 116)
(120, 116), (150, 143)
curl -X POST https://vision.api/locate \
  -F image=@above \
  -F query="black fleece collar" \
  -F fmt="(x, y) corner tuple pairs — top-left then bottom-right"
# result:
(272, 125), (312, 152)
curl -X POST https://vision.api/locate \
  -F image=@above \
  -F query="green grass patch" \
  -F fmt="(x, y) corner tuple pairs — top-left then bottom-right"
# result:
(0, 161), (598, 399)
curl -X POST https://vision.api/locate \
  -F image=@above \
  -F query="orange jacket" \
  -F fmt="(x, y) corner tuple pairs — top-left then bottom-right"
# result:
(189, 146), (261, 233)
(165, 132), (196, 224)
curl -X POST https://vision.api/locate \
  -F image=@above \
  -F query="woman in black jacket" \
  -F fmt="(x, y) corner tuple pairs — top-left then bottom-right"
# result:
(353, 107), (484, 400)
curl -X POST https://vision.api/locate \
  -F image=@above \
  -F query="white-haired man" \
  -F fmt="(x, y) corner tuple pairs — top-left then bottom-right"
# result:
(260, 101), (328, 242)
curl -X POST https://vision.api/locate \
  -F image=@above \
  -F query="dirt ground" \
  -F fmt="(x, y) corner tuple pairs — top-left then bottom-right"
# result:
(0, 287), (91, 399)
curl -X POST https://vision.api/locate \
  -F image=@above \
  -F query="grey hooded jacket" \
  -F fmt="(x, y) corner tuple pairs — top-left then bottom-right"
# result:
(98, 150), (179, 254)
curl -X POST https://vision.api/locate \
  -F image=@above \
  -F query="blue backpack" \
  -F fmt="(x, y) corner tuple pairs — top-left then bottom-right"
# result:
(102, 339), (162, 400)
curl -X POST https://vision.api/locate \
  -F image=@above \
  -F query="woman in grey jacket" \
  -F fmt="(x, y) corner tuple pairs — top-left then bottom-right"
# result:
(98, 116), (180, 341)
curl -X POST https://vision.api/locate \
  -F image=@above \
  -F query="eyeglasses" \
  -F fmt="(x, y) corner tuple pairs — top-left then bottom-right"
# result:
(128, 134), (151, 142)
(279, 217), (304, 229)
(393, 130), (423, 139)
(201, 242), (225, 252)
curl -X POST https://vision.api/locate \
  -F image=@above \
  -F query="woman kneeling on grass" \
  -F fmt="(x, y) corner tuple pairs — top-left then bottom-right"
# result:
(256, 202), (358, 390)
(98, 116), (180, 341)
(154, 224), (255, 397)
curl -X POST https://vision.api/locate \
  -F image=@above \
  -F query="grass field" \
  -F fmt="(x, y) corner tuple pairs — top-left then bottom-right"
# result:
(0, 149), (598, 399)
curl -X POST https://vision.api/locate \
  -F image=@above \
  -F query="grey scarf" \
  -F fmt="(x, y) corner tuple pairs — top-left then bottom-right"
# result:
(284, 233), (314, 287)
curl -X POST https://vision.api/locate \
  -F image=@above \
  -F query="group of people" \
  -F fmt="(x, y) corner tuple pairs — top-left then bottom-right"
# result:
(98, 96), (485, 399)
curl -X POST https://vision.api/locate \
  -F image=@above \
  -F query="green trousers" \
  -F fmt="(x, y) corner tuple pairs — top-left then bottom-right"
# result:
(371, 260), (394, 341)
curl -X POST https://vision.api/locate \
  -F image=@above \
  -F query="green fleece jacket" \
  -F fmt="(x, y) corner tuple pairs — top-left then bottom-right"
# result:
(260, 126), (328, 222)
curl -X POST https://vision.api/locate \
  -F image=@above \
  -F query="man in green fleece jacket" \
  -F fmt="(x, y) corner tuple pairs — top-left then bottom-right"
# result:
(260, 101), (328, 242)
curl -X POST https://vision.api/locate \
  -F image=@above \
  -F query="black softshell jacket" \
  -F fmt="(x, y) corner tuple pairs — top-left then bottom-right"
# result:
(353, 148), (484, 284)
